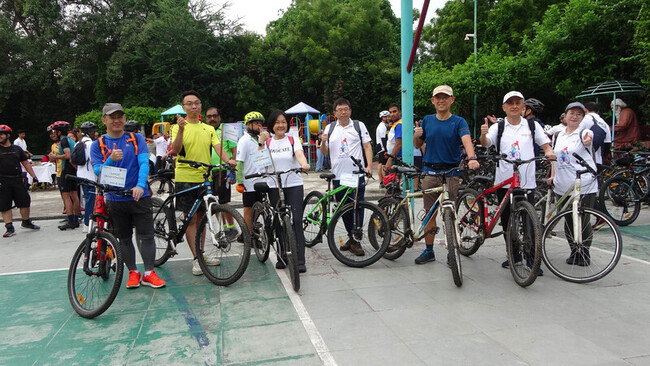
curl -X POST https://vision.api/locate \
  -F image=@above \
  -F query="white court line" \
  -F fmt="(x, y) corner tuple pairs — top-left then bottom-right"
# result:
(0, 257), (194, 276)
(275, 268), (337, 366)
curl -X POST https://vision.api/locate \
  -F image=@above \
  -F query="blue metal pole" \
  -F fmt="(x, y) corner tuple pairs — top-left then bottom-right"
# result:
(401, 0), (414, 167)
(473, 0), (478, 138)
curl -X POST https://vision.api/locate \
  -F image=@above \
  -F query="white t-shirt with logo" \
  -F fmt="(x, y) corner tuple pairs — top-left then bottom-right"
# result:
(267, 135), (304, 188)
(553, 127), (598, 195)
(325, 120), (372, 180)
(154, 136), (169, 157)
(579, 112), (612, 165)
(485, 117), (550, 189)
(236, 133), (274, 191)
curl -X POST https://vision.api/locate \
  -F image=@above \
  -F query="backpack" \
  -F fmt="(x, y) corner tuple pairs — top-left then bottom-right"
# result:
(327, 119), (368, 167)
(496, 119), (536, 155)
(265, 135), (295, 157)
(588, 116), (607, 152)
(70, 139), (87, 166)
(98, 133), (138, 163)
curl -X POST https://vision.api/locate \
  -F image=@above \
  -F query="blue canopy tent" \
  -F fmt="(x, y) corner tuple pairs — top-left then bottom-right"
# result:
(285, 102), (322, 166)
(160, 104), (186, 122)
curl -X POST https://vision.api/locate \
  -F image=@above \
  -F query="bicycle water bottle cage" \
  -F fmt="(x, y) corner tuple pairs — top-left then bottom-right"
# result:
(253, 182), (270, 193)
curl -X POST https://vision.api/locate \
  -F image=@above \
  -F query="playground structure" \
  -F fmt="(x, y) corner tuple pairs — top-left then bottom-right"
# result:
(285, 102), (334, 167)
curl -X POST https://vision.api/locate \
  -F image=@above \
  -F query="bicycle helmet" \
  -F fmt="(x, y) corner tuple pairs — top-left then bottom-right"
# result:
(524, 98), (545, 115)
(124, 120), (140, 132)
(244, 111), (264, 124)
(52, 121), (71, 132)
(379, 110), (389, 118)
(80, 121), (96, 135)
(0, 125), (12, 133)
(46, 124), (54, 133)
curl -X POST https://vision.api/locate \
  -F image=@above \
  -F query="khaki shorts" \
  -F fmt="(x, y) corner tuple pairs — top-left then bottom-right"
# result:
(422, 176), (460, 213)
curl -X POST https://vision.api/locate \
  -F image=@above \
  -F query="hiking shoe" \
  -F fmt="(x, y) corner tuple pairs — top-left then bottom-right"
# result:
(142, 271), (166, 288)
(58, 222), (79, 230)
(225, 228), (238, 241)
(298, 264), (307, 273)
(236, 233), (244, 243)
(205, 254), (220, 266)
(126, 270), (141, 289)
(415, 249), (436, 264)
(3, 225), (15, 238)
(21, 220), (40, 230)
(348, 240), (365, 256)
(192, 259), (203, 276)
(340, 239), (351, 251)
(501, 260), (510, 268)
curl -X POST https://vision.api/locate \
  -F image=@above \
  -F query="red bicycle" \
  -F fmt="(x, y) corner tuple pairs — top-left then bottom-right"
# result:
(456, 155), (546, 287)
(66, 175), (132, 318)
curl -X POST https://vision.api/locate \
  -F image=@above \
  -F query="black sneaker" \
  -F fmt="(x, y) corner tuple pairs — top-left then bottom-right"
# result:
(298, 264), (307, 273)
(3, 224), (15, 238)
(21, 220), (40, 230)
(414, 249), (435, 264)
(58, 222), (79, 230)
(275, 258), (287, 269)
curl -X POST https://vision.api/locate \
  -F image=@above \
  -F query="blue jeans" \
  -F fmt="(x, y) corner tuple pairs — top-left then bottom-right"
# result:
(316, 148), (324, 171)
(81, 185), (95, 226)
(333, 177), (366, 237)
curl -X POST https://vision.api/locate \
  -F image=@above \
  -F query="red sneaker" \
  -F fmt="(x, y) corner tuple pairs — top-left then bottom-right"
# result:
(142, 271), (166, 288)
(126, 270), (141, 289)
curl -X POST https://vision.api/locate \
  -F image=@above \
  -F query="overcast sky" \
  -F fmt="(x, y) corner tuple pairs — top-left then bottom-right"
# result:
(214, 0), (448, 35)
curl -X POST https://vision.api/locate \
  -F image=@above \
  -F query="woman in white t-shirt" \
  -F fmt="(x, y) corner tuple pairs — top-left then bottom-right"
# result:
(548, 102), (597, 266)
(266, 110), (311, 273)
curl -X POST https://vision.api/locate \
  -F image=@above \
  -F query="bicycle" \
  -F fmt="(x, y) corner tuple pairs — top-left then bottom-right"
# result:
(66, 175), (132, 319)
(147, 156), (175, 201)
(378, 167), (464, 287)
(537, 153), (622, 283)
(301, 156), (390, 267)
(456, 155), (544, 287)
(151, 159), (250, 286)
(248, 168), (304, 292)
(598, 155), (650, 226)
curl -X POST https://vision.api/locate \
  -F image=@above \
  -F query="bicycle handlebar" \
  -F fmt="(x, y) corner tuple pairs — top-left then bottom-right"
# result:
(350, 156), (373, 179)
(572, 153), (598, 176)
(178, 159), (236, 173)
(65, 175), (132, 196)
(245, 167), (304, 180)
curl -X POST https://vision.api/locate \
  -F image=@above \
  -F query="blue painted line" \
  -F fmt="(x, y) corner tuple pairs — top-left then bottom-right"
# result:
(172, 293), (210, 349)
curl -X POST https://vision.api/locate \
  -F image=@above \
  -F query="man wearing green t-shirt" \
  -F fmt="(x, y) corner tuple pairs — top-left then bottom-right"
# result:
(170, 91), (236, 276)
(206, 107), (238, 240)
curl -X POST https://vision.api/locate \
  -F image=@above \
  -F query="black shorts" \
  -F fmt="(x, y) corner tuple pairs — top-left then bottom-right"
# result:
(242, 191), (264, 208)
(378, 151), (388, 165)
(175, 182), (205, 213)
(58, 176), (79, 193)
(107, 197), (154, 240)
(414, 156), (423, 170)
(0, 178), (31, 211)
(211, 170), (231, 204)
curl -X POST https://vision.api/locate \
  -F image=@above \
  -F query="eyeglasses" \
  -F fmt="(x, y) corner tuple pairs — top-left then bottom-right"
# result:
(183, 101), (201, 107)
(335, 107), (350, 112)
(206, 114), (220, 118)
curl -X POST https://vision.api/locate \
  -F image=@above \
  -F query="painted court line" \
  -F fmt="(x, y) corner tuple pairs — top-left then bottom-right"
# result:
(275, 268), (337, 366)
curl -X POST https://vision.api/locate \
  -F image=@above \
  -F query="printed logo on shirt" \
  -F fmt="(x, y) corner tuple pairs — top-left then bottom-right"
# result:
(509, 141), (521, 160)
(270, 146), (292, 154)
(339, 138), (350, 156)
(559, 147), (570, 165)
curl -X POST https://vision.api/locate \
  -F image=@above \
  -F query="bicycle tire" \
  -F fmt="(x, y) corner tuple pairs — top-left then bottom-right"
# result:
(148, 176), (174, 201)
(152, 197), (175, 267)
(251, 202), (270, 262)
(506, 200), (542, 287)
(195, 204), (251, 286)
(377, 197), (409, 260)
(67, 231), (124, 319)
(327, 201), (390, 267)
(282, 215), (300, 291)
(598, 176), (641, 226)
(455, 189), (484, 256)
(302, 191), (325, 247)
(542, 207), (622, 283)
(443, 209), (463, 287)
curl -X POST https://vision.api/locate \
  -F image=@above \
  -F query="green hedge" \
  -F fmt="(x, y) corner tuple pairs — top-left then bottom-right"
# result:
(75, 106), (165, 136)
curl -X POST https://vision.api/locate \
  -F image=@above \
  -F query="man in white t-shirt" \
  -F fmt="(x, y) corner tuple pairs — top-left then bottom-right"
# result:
(13, 130), (32, 157)
(480, 91), (555, 269)
(320, 98), (373, 256)
(153, 131), (170, 172)
(375, 110), (390, 184)
(76, 122), (98, 232)
(580, 101), (612, 165)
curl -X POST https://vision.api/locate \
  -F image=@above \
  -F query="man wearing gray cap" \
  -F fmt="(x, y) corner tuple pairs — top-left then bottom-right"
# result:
(90, 103), (166, 289)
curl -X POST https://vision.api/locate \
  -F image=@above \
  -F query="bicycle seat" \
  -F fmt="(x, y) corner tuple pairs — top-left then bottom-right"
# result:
(319, 173), (336, 181)
(473, 175), (494, 185)
(253, 182), (270, 193)
(157, 169), (174, 179)
(615, 157), (634, 167)
(396, 166), (418, 174)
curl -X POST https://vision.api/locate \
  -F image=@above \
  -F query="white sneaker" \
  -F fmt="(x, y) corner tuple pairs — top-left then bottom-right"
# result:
(192, 259), (203, 276)
(81, 224), (88, 233)
(205, 255), (220, 266)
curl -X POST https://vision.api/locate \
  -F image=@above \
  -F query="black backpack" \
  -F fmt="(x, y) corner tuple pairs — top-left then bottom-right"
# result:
(70, 139), (87, 166)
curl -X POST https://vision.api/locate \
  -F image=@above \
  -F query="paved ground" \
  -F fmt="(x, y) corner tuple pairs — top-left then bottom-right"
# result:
(2, 171), (650, 365)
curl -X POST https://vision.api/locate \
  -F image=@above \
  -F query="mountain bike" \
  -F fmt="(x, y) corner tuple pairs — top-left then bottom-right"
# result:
(147, 156), (175, 201)
(66, 175), (131, 319)
(302, 156), (390, 267)
(598, 156), (650, 226)
(248, 168), (304, 292)
(152, 160), (250, 286)
(456, 155), (544, 287)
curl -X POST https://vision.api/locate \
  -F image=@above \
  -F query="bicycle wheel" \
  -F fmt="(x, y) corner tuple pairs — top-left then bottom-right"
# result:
(152, 197), (175, 267)
(148, 176), (174, 201)
(506, 200), (542, 287)
(455, 189), (484, 256)
(302, 191), (325, 247)
(542, 208), (622, 283)
(282, 215), (300, 291)
(67, 231), (124, 319)
(443, 209), (462, 287)
(327, 201), (390, 267)
(196, 204), (251, 286)
(251, 202), (271, 262)
(598, 176), (640, 226)
(377, 197), (409, 260)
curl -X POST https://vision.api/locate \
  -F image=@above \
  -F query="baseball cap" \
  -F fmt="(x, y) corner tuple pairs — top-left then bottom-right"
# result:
(379, 110), (390, 118)
(432, 85), (454, 97)
(102, 103), (125, 116)
(502, 91), (524, 104)
(564, 102), (586, 113)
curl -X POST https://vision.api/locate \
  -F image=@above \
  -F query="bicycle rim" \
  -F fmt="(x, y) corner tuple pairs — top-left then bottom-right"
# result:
(599, 176), (640, 226)
(67, 232), (124, 319)
(251, 202), (271, 262)
(282, 215), (300, 292)
(148, 177), (174, 202)
(443, 210), (462, 287)
(152, 197), (174, 267)
(302, 191), (325, 247)
(506, 201), (542, 287)
(542, 208), (622, 283)
(378, 198), (409, 260)
(456, 189), (484, 256)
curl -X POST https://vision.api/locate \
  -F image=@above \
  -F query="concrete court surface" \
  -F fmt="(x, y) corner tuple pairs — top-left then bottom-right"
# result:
(1, 175), (650, 365)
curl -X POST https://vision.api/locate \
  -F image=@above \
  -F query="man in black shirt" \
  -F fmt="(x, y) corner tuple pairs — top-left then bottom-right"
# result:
(0, 125), (40, 237)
